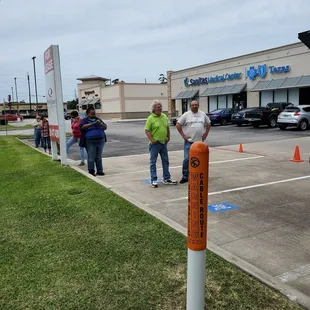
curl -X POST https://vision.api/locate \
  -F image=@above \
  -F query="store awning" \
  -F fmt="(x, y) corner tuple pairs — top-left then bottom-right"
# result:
(77, 99), (98, 107)
(252, 75), (310, 91)
(201, 83), (246, 97)
(200, 87), (216, 96)
(77, 99), (88, 107)
(174, 90), (198, 99)
(88, 98), (100, 105)
(295, 75), (310, 87)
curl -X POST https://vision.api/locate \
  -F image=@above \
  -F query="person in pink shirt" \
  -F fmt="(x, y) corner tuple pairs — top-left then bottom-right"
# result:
(66, 110), (85, 166)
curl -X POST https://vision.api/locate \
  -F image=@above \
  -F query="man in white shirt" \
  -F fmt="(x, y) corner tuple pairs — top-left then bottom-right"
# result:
(176, 100), (211, 183)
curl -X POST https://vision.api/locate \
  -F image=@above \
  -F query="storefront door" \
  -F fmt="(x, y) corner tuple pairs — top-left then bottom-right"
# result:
(182, 99), (187, 114)
(299, 87), (310, 105)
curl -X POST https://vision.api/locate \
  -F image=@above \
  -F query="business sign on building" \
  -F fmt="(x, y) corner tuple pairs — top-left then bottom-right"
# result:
(44, 45), (67, 165)
(184, 72), (242, 87)
(247, 64), (290, 80)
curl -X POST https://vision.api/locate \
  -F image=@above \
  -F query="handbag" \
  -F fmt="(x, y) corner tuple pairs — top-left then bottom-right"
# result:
(79, 132), (86, 147)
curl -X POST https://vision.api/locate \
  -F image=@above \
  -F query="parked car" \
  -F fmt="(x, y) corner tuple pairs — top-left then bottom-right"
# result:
(231, 108), (256, 127)
(0, 115), (7, 125)
(207, 108), (237, 126)
(64, 111), (71, 120)
(5, 113), (23, 121)
(277, 105), (310, 131)
(170, 116), (179, 126)
(243, 102), (293, 128)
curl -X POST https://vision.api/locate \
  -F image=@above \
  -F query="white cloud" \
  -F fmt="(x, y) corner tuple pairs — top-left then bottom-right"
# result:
(0, 0), (309, 101)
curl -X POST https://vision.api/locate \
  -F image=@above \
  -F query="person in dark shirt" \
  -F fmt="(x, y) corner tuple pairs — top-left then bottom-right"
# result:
(79, 106), (107, 176)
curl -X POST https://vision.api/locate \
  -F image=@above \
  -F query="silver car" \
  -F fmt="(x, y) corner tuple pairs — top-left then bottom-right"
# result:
(277, 105), (310, 131)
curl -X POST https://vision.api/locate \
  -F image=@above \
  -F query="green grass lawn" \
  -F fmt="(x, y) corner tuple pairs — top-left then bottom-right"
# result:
(0, 124), (33, 131)
(0, 137), (303, 310)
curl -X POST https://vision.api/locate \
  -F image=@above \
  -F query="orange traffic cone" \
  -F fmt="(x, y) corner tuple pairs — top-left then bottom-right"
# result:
(239, 144), (243, 153)
(290, 145), (304, 163)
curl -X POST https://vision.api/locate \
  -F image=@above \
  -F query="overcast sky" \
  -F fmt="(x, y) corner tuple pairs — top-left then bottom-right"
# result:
(0, 0), (309, 103)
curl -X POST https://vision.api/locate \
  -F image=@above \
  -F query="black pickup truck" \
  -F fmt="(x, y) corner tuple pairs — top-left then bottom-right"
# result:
(243, 102), (293, 128)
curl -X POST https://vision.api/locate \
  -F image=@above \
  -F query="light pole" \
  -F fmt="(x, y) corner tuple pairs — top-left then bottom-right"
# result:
(27, 73), (32, 113)
(14, 77), (18, 103)
(32, 56), (39, 111)
(11, 87), (14, 103)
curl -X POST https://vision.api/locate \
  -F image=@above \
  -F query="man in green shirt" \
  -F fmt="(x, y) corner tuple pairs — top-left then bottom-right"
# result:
(144, 100), (177, 188)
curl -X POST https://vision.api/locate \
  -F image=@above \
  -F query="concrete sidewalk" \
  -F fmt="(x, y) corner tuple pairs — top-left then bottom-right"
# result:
(23, 136), (310, 309)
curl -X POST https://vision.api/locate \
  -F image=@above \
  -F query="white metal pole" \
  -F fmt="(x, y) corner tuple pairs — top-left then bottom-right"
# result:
(187, 249), (206, 310)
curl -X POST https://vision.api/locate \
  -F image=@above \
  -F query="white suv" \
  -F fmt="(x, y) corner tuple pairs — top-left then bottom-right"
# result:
(277, 105), (310, 131)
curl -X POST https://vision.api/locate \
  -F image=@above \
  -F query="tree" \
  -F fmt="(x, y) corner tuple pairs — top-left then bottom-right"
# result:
(67, 99), (78, 110)
(158, 73), (167, 84)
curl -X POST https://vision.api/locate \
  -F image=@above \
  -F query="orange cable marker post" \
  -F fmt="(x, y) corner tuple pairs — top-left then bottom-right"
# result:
(186, 142), (209, 310)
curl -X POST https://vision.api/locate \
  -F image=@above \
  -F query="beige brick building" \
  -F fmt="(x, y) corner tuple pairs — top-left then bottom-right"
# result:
(77, 76), (168, 119)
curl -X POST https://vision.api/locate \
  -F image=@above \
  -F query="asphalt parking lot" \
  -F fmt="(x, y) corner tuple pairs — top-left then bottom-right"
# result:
(65, 121), (310, 160)
(23, 120), (310, 308)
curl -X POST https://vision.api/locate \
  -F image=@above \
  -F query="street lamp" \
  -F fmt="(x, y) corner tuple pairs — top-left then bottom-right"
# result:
(14, 77), (18, 103)
(32, 56), (39, 111)
(27, 72), (32, 112)
(11, 87), (14, 103)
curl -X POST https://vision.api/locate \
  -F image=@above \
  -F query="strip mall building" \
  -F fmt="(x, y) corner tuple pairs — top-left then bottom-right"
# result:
(77, 76), (167, 119)
(168, 42), (310, 116)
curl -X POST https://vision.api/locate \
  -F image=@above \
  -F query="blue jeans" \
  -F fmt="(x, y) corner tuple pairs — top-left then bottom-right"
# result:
(66, 136), (85, 161)
(149, 143), (171, 182)
(34, 129), (42, 147)
(85, 138), (105, 173)
(182, 140), (194, 180)
(42, 136), (51, 150)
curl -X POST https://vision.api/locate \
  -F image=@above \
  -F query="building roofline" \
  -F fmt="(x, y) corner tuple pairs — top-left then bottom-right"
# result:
(77, 76), (110, 81)
(123, 83), (166, 86)
(171, 42), (304, 74)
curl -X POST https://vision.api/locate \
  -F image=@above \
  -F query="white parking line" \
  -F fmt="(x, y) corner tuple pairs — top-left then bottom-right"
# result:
(107, 155), (264, 176)
(151, 175), (310, 205)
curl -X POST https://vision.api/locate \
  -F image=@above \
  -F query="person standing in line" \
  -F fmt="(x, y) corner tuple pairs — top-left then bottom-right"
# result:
(40, 115), (52, 154)
(144, 100), (177, 188)
(176, 100), (211, 184)
(66, 110), (86, 166)
(79, 106), (107, 176)
(32, 115), (42, 148)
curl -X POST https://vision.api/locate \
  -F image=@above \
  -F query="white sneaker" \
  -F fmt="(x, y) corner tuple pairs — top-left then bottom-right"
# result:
(163, 179), (177, 185)
(151, 180), (158, 188)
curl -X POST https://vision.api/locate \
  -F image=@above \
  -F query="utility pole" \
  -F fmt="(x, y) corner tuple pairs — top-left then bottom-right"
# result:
(74, 89), (77, 100)
(27, 73), (32, 112)
(11, 87), (14, 103)
(14, 77), (18, 103)
(32, 56), (39, 111)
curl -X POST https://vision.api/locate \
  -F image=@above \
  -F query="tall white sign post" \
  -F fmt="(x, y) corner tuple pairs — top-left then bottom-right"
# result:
(44, 45), (67, 165)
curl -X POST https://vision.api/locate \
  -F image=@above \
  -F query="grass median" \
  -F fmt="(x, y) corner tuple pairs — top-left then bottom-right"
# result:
(0, 137), (303, 310)
(0, 124), (33, 131)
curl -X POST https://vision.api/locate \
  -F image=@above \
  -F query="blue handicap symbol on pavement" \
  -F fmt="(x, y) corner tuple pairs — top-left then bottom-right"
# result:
(208, 202), (240, 213)
(143, 178), (164, 184)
